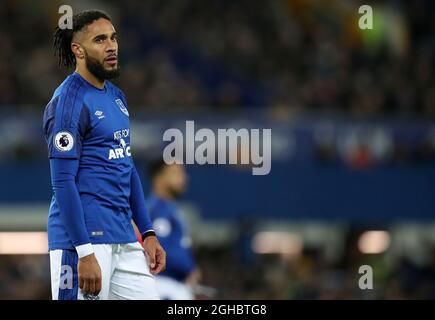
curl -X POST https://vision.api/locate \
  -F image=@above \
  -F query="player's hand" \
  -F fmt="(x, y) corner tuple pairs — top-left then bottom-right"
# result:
(143, 236), (166, 275)
(78, 253), (102, 295)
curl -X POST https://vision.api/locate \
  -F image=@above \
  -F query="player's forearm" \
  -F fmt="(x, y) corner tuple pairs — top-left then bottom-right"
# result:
(130, 164), (154, 236)
(50, 158), (93, 257)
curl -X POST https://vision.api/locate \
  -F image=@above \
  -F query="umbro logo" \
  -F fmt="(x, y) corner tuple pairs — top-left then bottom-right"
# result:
(95, 110), (105, 119)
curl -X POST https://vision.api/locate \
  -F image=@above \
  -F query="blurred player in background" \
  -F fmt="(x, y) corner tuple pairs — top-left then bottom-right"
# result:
(146, 160), (201, 300)
(43, 10), (165, 300)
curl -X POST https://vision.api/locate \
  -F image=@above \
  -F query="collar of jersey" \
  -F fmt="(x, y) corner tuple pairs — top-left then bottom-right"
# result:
(72, 72), (108, 93)
(150, 192), (177, 208)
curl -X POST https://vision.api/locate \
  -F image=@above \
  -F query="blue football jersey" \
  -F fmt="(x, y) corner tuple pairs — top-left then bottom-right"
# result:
(43, 72), (139, 250)
(147, 194), (196, 281)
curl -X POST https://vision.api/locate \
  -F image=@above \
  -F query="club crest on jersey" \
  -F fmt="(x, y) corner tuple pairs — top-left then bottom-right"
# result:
(115, 99), (129, 117)
(54, 131), (74, 152)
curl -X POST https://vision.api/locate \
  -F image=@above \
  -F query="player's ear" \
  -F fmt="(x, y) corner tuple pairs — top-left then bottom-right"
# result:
(71, 42), (85, 60)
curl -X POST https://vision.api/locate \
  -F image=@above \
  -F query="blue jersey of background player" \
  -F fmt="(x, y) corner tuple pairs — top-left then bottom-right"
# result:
(43, 10), (165, 299)
(146, 160), (202, 299)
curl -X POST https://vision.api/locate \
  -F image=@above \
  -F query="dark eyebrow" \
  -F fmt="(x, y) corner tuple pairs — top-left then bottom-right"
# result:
(93, 32), (117, 42)
(93, 34), (108, 42)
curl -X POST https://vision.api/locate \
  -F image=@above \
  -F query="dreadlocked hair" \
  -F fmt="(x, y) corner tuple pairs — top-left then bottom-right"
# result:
(53, 10), (111, 68)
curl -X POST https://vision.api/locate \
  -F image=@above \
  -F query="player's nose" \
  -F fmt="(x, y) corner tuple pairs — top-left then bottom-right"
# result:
(106, 46), (117, 54)
(106, 42), (117, 53)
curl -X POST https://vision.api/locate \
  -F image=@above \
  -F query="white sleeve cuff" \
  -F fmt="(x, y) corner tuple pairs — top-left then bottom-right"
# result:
(75, 243), (94, 258)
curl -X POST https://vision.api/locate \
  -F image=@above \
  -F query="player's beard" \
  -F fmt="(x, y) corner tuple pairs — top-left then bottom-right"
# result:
(168, 186), (185, 200)
(85, 54), (120, 81)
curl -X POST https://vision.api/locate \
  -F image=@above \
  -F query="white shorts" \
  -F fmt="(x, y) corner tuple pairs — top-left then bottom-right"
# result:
(154, 275), (194, 300)
(50, 242), (159, 300)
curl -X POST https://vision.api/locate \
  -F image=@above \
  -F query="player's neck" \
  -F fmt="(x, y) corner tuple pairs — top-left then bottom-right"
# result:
(153, 188), (175, 202)
(75, 67), (105, 89)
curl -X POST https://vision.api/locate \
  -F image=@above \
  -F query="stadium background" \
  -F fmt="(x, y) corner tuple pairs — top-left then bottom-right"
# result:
(1, 0), (435, 299)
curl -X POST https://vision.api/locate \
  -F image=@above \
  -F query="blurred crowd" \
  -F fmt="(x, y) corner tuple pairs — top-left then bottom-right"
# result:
(0, 255), (50, 299)
(128, 0), (435, 116)
(198, 234), (435, 300)
(0, 0), (434, 116)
